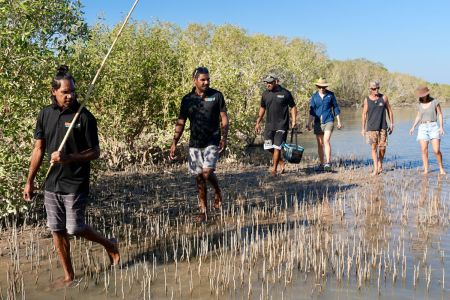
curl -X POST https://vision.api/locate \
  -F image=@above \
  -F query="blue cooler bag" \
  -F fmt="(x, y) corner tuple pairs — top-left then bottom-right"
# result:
(282, 129), (304, 164)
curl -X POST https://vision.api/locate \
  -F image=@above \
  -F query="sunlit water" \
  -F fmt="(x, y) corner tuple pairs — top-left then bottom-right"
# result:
(0, 105), (449, 300)
(300, 104), (450, 172)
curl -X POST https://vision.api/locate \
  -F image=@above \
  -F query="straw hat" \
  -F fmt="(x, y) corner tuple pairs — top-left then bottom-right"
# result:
(314, 77), (329, 87)
(416, 86), (430, 98)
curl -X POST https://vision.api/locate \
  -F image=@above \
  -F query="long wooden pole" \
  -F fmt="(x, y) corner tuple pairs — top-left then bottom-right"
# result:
(43, 0), (140, 180)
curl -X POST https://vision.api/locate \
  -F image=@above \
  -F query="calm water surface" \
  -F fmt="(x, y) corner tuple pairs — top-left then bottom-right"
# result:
(300, 104), (450, 171)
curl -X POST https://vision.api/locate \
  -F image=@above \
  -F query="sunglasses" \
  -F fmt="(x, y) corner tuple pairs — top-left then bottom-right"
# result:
(370, 87), (379, 90)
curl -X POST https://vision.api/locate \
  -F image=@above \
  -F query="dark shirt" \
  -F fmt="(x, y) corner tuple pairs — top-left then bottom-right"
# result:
(34, 101), (99, 194)
(366, 94), (388, 131)
(309, 90), (341, 124)
(179, 88), (227, 148)
(260, 86), (296, 131)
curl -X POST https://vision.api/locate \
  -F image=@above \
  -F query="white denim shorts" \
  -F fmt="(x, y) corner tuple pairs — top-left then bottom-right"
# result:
(417, 122), (440, 141)
(188, 145), (219, 174)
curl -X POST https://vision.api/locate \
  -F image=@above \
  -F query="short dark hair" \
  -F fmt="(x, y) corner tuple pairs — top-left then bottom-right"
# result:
(192, 67), (209, 79)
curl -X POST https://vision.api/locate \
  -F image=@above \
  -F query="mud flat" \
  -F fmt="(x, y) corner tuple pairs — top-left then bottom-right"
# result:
(0, 155), (449, 299)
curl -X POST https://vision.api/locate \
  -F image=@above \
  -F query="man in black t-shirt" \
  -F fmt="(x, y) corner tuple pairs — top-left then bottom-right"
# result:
(255, 74), (297, 175)
(23, 66), (120, 284)
(170, 67), (229, 222)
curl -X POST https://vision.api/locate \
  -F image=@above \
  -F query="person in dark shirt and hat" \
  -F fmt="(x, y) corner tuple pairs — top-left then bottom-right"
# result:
(255, 73), (297, 175)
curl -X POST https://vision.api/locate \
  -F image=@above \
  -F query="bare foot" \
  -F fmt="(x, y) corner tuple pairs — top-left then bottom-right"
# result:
(422, 170), (429, 175)
(107, 238), (120, 266)
(279, 160), (285, 174)
(213, 192), (222, 209)
(50, 276), (82, 290)
(439, 169), (446, 175)
(270, 169), (277, 176)
(195, 212), (207, 223)
(371, 169), (378, 176)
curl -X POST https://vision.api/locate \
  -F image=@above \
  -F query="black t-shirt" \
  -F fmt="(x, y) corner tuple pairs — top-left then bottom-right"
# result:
(261, 86), (296, 131)
(34, 102), (99, 194)
(179, 88), (227, 148)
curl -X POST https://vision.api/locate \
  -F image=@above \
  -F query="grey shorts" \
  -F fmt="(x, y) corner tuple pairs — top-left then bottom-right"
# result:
(314, 121), (334, 135)
(188, 145), (219, 174)
(44, 191), (88, 234)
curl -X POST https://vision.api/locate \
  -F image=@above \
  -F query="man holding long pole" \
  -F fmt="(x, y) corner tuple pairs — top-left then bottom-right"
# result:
(23, 66), (120, 284)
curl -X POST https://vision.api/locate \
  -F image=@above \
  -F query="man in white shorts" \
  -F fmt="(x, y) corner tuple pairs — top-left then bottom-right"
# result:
(170, 67), (229, 222)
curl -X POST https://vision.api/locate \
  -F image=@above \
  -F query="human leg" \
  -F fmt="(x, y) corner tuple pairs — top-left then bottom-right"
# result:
(271, 148), (281, 175)
(201, 145), (223, 208)
(272, 130), (287, 175)
(431, 139), (445, 174)
(419, 140), (429, 174)
(315, 134), (324, 165)
(378, 147), (386, 174)
(202, 168), (222, 209)
(75, 227), (120, 265)
(377, 129), (388, 174)
(323, 129), (332, 164)
(189, 147), (208, 217)
(44, 192), (74, 281)
(196, 174), (207, 213)
(52, 230), (74, 282)
(371, 143), (379, 175)
(64, 193), (120, 265)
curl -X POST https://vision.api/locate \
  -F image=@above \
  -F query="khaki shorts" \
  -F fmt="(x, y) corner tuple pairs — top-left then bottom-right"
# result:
(366, 129), (388, 148)
(314, 121), (334, 135)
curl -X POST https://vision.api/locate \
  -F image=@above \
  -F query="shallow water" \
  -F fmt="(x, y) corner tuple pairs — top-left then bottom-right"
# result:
(1, 106), (449, 299)
(300, 104), (450, 172)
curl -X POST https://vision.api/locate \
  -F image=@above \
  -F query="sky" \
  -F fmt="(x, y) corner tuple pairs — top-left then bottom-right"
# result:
(81, 0), (450, 84)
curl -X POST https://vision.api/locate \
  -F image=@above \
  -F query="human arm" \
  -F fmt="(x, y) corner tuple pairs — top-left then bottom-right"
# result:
(219, 111), (229, 153)
(361, 98), (368, 136)
(290, 106), (297, 129)
(437, 103), (444, 136)
(50, 145), (100, 165)
(335, 115), (342, 129)
(169, 118), (186, 160)
(306, 96), (315, 131)
(409, 111), (421, 135)
(384, 95), (394, 133)
(255, 107), (266, 134)
(331, 94), (342, 128)
(23, 139), (45, 201)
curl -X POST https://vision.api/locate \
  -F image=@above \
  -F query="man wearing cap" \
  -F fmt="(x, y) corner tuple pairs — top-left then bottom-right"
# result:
(306, 78), (342, 171)
(361, 81), (394, 175)
(255, 74), (297, 176)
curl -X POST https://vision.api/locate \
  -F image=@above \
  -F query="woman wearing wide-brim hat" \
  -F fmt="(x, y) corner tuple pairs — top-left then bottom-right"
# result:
(306, 78), (342, 171)
(409, 86), (445, 174)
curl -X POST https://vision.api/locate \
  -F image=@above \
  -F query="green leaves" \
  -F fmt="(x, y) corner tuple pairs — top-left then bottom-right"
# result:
(0, 0), (88, 217)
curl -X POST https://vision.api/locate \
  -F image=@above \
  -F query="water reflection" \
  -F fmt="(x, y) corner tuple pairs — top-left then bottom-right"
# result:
(299, 104), (450, 171)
